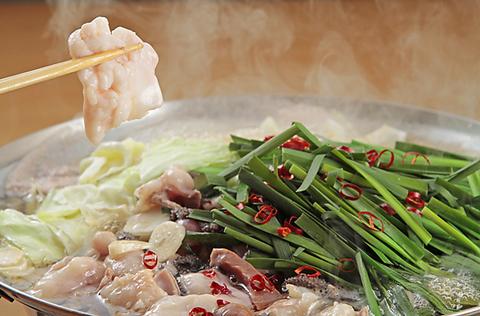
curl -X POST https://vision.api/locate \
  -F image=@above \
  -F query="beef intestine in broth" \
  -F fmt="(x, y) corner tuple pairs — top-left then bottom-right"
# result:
(68, 16), (163, 144)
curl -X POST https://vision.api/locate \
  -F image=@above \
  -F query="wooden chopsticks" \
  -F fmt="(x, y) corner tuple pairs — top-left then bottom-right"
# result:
(0, 43), (143, 95)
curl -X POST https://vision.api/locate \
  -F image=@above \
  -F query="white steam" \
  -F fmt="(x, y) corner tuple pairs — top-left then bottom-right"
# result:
(45, 0), (480, 118)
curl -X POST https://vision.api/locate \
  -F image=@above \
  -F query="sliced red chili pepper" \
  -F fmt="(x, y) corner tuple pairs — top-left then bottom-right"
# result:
(407, 206), (423, 216)
(405, 191), (425, 209)
(189, 307), (212, 316)
(402, 151), (431, 165)
(278, 164), (294, 180)
(249, 193), (264, 204)
(235, 203), (245, 210)
(201, 269), (217, 279)
(339, 183), (363, 201)
(283, 216), (303, 235)
(294, 265), (321, 278)
(253, 205), (278, 224)
(223, 210), (232, 215)
(216, 299), (230, 308)
(366, 149), (379, 167)
(282, 136), (310, 151)
(264, 135), (275, 142)
(142, 249), (158, 269)
(277, 226), (292, 237)
(338, 258), (356, 273)
(357, 211), (385, 232)
(210, 281), (232, 295)
(249, 274), (275, 291)
(379, 203), (396, 216)
(374, 149), (395, 169)
(285, 215), (297, 225)
(337, 145), (354, 153)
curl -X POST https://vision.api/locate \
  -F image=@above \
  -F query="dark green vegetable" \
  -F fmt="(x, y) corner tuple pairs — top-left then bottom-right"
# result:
(356, 252), (382, 316)
(188, 123), (480, 314)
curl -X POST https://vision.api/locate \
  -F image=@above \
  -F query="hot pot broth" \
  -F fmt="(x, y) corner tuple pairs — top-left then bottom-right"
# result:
(1, 108), (480, 315)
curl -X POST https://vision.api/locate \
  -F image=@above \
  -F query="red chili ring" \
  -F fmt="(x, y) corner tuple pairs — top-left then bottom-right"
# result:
(379, 203), (396, 216)
(375, 149), (395, 169)
(338, 258), (356, 273)
(357, 211), (385, 232)
(253, 205), (278, 224)
(286, 215), (297, 226)
(210, 281), (231, 295)
(249, 274), (275, 292)
(278, 164), (294, 180)
(282, 136), (311, 151)
(407, 206), (423, 216)
(339, 183), (363, 201)
(366, 149), (379, 167)
(201, 269), (217, 279)
(405, 191), (425, 209)
(402, 151), (431, 165)
(249, 193), (264, 204)
(337, 145), (354, 153)
(283, 216), (303, 235)
(142, 249), (158, 270)
(216, 299), (230, 308)
(189, 307), (212, 316)
(294, 265), (321, 278)
(277, 226), (292, 237)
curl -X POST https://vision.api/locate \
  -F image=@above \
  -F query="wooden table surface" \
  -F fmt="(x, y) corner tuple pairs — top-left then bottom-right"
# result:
(1, 0), (479, 314)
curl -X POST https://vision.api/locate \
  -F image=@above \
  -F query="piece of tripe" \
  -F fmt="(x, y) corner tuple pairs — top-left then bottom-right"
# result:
(68, 16), (163, 144)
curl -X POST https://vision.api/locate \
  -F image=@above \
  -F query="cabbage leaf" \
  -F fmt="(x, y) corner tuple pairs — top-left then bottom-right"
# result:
(37, 184), (134, 252)
(137, 137), (236, 182)
(79, 138), (144, 184)
(0, 209), (65, 266)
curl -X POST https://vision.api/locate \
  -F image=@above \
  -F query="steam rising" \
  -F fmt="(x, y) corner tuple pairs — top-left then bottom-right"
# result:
(46, 0), (480, 118)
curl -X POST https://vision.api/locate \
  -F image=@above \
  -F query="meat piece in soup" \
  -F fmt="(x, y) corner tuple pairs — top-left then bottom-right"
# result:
(30, 256), (105, 298)
(214, 303), (255, 316)
(68, 16), (163, 144)
(135, 166), (201, 211)
(153, 269), (180, 295)
(92, 231), (116, 256)
(178, 270), (252, 307)
(145, 294), (235, 316)
(210, 248), (283, 310)
(99, 269), (167, 313)
(104, 249), (145, 277)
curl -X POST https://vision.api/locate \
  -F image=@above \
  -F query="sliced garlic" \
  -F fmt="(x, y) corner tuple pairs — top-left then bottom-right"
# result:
(149, 221), (185, 263)
(108, 240), (151, 260)
(123, 211), (171, 239)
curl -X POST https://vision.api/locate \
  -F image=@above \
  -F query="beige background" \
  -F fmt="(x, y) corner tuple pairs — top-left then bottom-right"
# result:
(1, 0), (480, 314)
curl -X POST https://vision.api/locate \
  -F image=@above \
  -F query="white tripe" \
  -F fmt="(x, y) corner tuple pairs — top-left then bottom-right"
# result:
(68, 16), (163, 144)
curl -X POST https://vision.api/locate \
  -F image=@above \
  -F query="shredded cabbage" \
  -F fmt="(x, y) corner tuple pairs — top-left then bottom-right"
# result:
(0, 209), (65, 266)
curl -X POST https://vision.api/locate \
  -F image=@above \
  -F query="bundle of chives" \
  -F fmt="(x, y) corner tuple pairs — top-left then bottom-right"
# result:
(190, 122), (480, 314)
